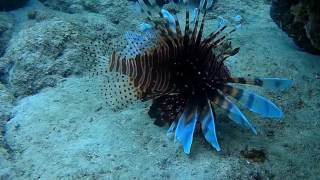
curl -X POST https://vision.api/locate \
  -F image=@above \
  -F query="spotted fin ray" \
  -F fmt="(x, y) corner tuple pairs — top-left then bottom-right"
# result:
(122, 31), (156, 58)
(175, 105), (198, 154)
(221, 85), (283, 118)
(199, 100), (221, 151)
(213, 90), (257, 134)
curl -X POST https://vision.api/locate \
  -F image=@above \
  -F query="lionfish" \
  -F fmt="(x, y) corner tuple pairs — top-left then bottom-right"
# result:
(89, 0), (292, 154)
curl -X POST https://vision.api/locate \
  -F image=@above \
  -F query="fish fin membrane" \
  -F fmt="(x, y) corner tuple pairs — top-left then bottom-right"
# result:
(122, 31), (157, 59)
(161, 9), (176, 32)
(82, 35), (116, 105)
(167, 121), (177, 137)
(103, 72), (142, 111)
(175, 105), (198, 154)
(213, 90), (257, 134)
(257, 78), (293, 90)
(222, 85), (284, 118)
(228, 77), (293, 91)
(199, 100), (221, 151)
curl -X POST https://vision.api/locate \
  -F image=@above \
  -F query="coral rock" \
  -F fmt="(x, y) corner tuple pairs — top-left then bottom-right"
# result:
(270, 0), (320, 54)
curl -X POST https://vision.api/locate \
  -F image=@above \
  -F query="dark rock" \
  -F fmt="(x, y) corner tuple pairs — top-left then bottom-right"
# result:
(27, 10), (38, 19)
(240, 148), (267, 163)
(0, 0), (29, 11)
(270, 0), (320, 54)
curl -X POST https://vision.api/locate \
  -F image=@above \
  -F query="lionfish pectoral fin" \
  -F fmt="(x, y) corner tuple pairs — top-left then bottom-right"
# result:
(213, 90), (257, 135)
(229, 77), (293, 91)
(221, 85), (284, 118)
(161, 8), (176, 33)
(167, 121), (177, 137)
(174, 105), (198, 154)
(199, 100), (221, 151)
(123, 31), (156, 58)
(257, 78), (293, 90)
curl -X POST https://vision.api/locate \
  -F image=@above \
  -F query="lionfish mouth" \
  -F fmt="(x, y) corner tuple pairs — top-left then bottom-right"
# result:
(96, 1), (293, 154)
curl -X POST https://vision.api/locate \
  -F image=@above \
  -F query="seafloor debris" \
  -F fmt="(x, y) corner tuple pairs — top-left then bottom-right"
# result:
(240, 148), (267, 163)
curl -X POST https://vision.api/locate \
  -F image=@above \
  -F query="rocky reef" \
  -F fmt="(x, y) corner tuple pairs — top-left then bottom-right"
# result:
(270, 0), (320, 54)
(0, 13), (14, 57)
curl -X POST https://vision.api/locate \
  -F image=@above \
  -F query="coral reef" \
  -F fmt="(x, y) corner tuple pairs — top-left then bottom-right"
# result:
(0, 11), (118, 97)
(0, 13), (14, 57)
(0, 83), (15, 179)
(270, 0), (320, 54)
(0, 0), (29, 11)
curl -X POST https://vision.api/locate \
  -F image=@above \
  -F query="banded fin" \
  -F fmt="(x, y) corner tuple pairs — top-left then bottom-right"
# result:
(200, 0), (214, 9)
(167, 121), (177, 137)
(228, 77), (293, 91)
(221, 85), (284, 118)
(212, 90), (257, 134)
(161, 9), (176, 33)
(175, 105), (198, 154)
(137, 22), (153, 33)
(191, 8), (199, 22)
(199, 100), (221, 151)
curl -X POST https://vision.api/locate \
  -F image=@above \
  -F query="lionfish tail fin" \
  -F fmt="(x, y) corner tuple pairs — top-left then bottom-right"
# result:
(221, 85), (284, 118)
(212, 90), (257, 134)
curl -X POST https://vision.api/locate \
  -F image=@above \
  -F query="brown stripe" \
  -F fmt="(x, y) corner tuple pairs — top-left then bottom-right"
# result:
(156, 70), (163, 91)
(195, 10), (207, 46)
(138, 54), (146, 89)
(114, 54), (120, 73)
(110, 51), (116, 71)
(163, 72), (171, 92)
(174, 16), (182, 37)
(184, 10), (190, 45)
(202, 25), (227, 47)
(132, 57), (138, 78)
(191, 9), (200, 43)
(159, 71), (167, 92)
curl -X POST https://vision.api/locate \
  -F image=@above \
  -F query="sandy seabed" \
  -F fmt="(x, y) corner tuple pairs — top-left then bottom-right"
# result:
(1, 0), (320, 179)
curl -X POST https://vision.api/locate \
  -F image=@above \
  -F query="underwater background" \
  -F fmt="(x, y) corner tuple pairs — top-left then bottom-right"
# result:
(0, 0), (319, 179)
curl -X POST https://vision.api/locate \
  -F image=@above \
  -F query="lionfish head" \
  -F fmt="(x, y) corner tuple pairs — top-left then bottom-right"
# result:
(90, 0), (293, 154)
